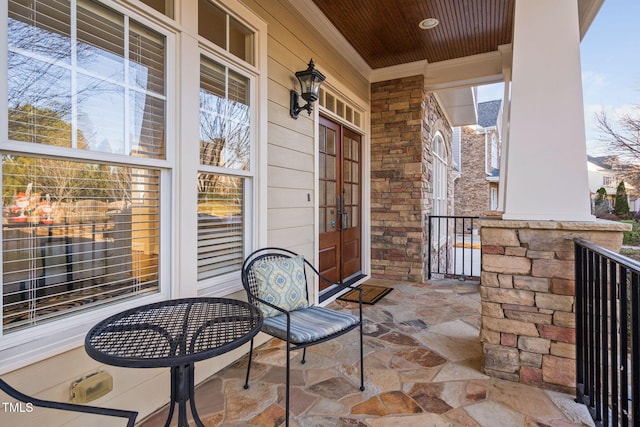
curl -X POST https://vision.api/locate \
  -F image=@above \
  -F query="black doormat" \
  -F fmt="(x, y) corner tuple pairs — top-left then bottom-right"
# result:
(338, 284), (393, 305)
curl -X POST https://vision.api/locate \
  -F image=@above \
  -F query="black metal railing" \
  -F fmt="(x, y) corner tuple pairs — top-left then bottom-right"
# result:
(427, 215), (480, 280)
(575, 238), (640, 426)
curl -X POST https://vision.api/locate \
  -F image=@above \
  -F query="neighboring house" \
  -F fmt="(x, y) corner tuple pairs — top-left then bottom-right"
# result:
(588, 155), (619, 212)
(453, 99), (503, 217)
(587, 155), (636, 213)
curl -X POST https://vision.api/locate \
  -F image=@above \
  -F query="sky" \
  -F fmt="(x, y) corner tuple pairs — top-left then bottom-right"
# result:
(478, 0), (640, 157)
(581, 0), (640, 156)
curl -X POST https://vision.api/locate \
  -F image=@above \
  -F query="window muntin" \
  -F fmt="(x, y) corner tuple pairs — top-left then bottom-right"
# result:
(197, 56), (252, 282)
(2, 156), (161, 333)
(8, 0), (166, 159)
(198, 0), (254, 65)
(4, 0), (167, 334)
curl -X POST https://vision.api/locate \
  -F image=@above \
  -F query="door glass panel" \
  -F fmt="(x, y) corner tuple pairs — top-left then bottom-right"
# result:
(326, 181), (336, 207)
(352, 206), (358, 227)
(353, 184), (359, 204)
(319, 207), (326, 233)
(319, 181), (326, 205)
(326, 129), (336, 155)
(345, 206), (352, 229)
(319, 126), (326, 152)
(344, 137), (352, 159)
(344, 185), (351, 205)
(319, 153), (326, 179)
(352, 162), (359, 183)
(325, 156), (336, 180)
(326, 208), (336, 231)
(352, 140), (359, 161)
(343, 159), (351, 182)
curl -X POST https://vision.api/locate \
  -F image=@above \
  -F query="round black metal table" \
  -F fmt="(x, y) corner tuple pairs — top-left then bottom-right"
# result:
(85, 297), (262, 427)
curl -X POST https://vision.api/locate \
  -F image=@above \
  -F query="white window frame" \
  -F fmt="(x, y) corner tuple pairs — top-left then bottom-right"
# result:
(432, 132), (448, 217)
(193, 0), (266, 297)
(196, 54), (256, 294)
(431, 132), (449, 248)
(0, 0), (175, 372)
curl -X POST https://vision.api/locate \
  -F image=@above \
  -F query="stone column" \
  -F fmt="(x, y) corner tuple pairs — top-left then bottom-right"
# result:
(479, 219), (629, 392)
(370, 75), (452, 282)
(370, 75), (426, 282)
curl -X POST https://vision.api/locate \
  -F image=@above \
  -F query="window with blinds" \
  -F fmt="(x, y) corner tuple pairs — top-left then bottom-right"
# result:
(4, 0), (166, 333)
(197, 175), (244, 280)
(2, 156), (160, 332)
(198, 56), (251, 282)
(8, 0), (166, 159)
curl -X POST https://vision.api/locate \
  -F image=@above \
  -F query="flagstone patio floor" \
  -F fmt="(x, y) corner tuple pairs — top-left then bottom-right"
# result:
(140, 278), (594, 427)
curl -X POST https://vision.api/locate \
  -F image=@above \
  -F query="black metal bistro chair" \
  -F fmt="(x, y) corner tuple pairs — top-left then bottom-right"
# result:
(0, 378), (138, 426)
(241, 247), (365, 426)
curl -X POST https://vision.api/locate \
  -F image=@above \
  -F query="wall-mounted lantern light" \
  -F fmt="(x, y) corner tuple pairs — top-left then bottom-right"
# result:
(290, 59), (326, 119)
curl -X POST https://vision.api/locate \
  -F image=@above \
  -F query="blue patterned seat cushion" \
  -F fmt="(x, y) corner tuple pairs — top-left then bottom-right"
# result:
(262, 306), (360, 344)
(252, 256), (309, 317)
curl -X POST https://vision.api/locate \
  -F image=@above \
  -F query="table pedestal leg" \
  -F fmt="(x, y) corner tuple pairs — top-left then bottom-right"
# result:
(165, 364), (204, 427)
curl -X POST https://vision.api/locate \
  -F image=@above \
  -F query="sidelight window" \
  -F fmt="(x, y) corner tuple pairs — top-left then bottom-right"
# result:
(197, 56), (252, 284)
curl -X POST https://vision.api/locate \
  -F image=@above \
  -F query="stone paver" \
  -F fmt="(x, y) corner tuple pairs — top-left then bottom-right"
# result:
(140, 278), (594, 427)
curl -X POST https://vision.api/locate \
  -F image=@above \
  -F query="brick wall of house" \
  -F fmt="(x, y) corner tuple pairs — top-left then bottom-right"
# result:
(370, 75), (452, 282)
(454, 126), (492, 217)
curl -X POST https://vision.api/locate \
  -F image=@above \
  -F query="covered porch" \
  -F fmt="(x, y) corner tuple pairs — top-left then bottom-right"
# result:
(0, 0), (620, 425)
(139, 278), (593, 426)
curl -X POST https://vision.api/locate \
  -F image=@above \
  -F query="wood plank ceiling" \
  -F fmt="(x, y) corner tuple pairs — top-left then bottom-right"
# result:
(310, 0), (515, 69)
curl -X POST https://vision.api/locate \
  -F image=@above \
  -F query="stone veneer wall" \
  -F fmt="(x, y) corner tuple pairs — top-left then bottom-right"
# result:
(370, 75), (452, 282)
(479, 219), (629, 393)
(454, 126), (492, 217)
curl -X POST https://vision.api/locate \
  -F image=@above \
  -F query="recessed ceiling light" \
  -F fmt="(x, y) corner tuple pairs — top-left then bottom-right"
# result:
(419, 18), (439, 30)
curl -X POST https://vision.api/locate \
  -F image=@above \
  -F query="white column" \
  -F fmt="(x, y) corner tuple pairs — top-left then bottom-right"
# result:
(502, 0), (594, 221)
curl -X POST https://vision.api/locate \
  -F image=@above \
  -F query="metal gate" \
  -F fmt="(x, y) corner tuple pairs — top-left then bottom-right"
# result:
(427, 215), (480, 280)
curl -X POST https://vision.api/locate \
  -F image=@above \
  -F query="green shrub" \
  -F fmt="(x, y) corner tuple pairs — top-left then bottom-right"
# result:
(615, 181), (631, 218)
(621, 219), (640, 246)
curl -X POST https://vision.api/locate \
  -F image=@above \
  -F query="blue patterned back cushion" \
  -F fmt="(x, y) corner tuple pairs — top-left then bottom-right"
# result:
(252, 255), (309, 317)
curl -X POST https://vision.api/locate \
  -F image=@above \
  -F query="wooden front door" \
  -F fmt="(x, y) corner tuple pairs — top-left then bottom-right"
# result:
(318, 117), (362, 290)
